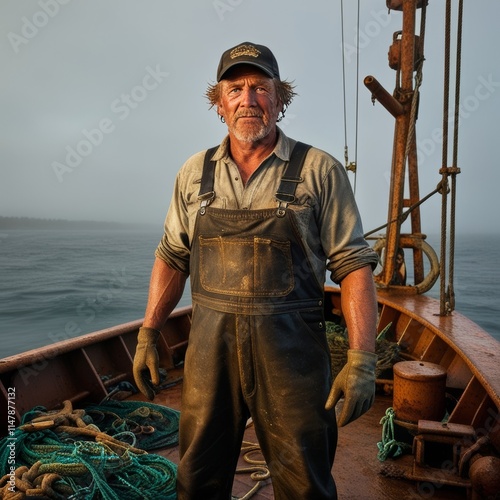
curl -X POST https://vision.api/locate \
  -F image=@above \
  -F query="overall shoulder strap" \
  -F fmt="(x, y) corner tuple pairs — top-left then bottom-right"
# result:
(197, 146), (219, 214)
(275, 141), (312, 216)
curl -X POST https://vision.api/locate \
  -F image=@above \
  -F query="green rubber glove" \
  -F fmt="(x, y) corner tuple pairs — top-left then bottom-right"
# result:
(133, 327), (161, 400)
(325, 349), (377, 427)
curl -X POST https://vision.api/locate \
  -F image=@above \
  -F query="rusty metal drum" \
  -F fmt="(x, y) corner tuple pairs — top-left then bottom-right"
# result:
(393, 361), (447, 423)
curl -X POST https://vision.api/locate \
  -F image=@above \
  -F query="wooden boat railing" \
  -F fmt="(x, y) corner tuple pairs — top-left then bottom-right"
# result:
(0, 306), (192, 428)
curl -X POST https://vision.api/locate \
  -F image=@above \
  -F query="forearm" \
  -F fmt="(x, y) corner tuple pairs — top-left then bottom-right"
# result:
(143, 256), (188, 330)
(340, 265), (377, 352)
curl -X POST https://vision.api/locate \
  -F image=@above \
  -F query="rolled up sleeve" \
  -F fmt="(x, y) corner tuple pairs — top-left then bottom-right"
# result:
(318, 158), (378, 284)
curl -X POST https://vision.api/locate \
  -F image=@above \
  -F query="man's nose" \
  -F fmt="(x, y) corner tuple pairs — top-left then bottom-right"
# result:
(240, 87), (257, 106)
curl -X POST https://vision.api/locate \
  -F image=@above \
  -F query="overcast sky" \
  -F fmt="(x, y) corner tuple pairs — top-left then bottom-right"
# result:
(1, 0), (499, 235)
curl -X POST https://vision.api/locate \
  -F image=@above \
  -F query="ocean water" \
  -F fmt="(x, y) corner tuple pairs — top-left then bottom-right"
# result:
(0, 229), (498, 358)
(0, 228), (190, 358)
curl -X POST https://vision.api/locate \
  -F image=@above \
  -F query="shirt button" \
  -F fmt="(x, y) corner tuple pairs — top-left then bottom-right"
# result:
(318, 300), (323, 306)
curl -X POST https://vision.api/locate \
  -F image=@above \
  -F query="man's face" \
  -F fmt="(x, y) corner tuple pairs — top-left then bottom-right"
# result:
(217, 65), (282, 143)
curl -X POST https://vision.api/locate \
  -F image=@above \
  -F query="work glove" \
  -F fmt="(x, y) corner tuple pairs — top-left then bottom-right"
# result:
(325, 349), (377, 427)
(133, 327), (161, 400)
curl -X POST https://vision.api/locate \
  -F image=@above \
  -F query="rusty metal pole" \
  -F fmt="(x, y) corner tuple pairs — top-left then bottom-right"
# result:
(381, 0), (417, 286)
(363, 76), (405, 117)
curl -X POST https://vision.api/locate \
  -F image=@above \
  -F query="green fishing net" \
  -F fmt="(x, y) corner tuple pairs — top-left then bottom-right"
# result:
(0, 400), (179, 499)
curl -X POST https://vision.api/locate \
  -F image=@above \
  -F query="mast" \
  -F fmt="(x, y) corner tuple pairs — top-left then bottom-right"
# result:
(364, 0), (438, 294)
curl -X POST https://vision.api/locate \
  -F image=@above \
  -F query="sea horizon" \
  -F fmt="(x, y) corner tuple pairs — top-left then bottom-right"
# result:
(0, 227), (498, 359)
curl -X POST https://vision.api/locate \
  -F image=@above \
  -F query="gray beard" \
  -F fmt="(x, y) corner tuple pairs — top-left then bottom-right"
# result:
(229, 116), (274, 143)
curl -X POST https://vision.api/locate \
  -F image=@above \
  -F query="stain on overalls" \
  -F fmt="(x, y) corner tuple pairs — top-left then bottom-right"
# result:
(176, 143), (338, 500)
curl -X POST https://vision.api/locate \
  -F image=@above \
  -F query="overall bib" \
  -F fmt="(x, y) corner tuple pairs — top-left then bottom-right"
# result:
(176, 143), (338, 500)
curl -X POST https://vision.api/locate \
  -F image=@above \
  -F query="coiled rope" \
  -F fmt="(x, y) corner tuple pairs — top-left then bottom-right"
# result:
(233, 439), (271, 500)
(0, 400), (178, 499)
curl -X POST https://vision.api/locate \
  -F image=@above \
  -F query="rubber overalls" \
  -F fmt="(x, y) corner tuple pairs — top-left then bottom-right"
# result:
(176, 143), (338, 500)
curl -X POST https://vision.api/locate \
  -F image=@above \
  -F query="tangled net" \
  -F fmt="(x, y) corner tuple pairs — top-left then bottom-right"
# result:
(0, 400), (178, 499)
(326, 321), (401, 379)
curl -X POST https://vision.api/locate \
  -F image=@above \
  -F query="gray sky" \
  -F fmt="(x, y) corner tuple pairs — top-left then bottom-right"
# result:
(1, 0), (498, 235)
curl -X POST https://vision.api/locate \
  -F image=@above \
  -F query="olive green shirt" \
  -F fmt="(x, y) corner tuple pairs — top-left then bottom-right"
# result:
(156, 128), (377, 284)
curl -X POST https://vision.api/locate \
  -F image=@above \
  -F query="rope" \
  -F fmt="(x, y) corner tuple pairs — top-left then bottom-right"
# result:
(84, 399), (180, 451)
(237, 441), (270, 481)
(364, 182), (443, 238)
(438, 0), (452, 316)
(0, 461), (73, 499)
(1, 431), (177, 499)
(233, 436), (271, 500)
(447, 0), (464, 313)
(439, 0), (464, 316)
(0, 400), (178, 499)
(377, 407), (411, 462)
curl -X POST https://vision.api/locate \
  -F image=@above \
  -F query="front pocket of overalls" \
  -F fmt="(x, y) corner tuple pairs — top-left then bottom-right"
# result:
(295, 309), (331, 359)
(199, 235), (294, 296)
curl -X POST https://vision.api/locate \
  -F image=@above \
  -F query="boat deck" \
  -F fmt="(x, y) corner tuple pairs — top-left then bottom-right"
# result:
(134, 368), (467, 500)
(3, 290), (496, 498)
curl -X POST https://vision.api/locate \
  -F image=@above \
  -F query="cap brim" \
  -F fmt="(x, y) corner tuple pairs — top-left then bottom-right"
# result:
(218, 61), (275, 81)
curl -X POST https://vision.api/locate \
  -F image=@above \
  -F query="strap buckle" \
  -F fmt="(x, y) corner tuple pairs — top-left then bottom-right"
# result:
(276, 201), (288, 218)
(198, 191), (215, 215)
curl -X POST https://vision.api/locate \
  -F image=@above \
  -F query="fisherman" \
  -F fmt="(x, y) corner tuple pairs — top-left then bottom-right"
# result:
(133, 42), (379, 499)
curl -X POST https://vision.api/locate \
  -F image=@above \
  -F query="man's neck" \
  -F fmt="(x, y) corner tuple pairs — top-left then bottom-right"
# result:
(229, 128), (278, 185)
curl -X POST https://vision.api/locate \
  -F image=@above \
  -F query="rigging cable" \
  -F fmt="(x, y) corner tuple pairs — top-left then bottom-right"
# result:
(339, 0), (360, 193)
(340, 0), (348, 169)
(439, 0), (463, 316)
(353, 0), (360, 194)
(439, 0), (451, 315)
(448, 0), (464, 314)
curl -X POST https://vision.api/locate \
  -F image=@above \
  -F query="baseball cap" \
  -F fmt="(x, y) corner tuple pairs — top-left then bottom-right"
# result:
(216, 42), (280, 82)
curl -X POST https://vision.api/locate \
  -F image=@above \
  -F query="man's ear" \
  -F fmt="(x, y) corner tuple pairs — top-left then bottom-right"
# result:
(216, 105), (226, 123)
(277, 98), (284, 114)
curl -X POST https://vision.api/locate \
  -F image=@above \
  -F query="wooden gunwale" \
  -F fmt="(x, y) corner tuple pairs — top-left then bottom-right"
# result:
(372, 288), (500, 405)
(0, 306), (191, 374)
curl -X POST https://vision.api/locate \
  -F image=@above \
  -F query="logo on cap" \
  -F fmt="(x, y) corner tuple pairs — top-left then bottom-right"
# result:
(230, 44), (261, 60)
